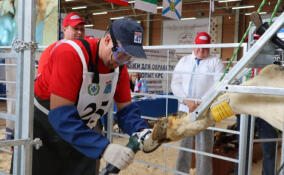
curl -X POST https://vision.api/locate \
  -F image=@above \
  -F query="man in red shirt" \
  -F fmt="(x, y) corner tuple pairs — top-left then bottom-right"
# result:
(33, 18), (151, 175)
(6, 13), (85, 144)
(36, 12), (86, 75)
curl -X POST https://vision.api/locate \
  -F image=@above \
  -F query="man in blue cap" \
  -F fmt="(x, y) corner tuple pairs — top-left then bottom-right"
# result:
(33, 18), (151, 175)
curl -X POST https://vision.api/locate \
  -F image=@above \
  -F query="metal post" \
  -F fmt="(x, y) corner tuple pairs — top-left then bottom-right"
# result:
(21, 0), (36, 171)
(146, 13), (150, 46)
(274, 141), (278, 175)
(13, 0), (36, 174)
(280, 121), (284, 175)
(238, 114), (249, 175)
(107, 102), (114, 143)
(208, 1), (212, 34)
(234, 7), (240, 44)
(247, 116), (255, 175)
(13, 0), (25, 172)
(163, 49), (170, 175)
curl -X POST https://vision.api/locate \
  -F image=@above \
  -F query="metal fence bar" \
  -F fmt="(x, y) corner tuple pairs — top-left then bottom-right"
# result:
(0, 53), (18, 58)
(0, 64), (17, 66)
(0, 81), (16, 84)
(253, 138), (283, 143)
(207, 126), (240, 135)
(164, 143), (239, 163)
(0, 46), (12, 49)
(0, 139), (35, 147)
(0, 46), (47, 50)
(0, 147), (12, 154)
(0, 113), (15, 121)
(0, 169), (11, 175)
(0, 97), (16, 101)
(143, 43), (247, 50)
(224, 85), (284, 96)
(128, 69), (223, 76)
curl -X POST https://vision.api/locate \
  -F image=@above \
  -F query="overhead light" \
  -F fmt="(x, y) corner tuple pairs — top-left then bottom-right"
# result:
(218, 0), (241, 2)
(110, 16), (124, 20)
(92, 11), (107, 15)
(245, 11), (267, 15)
(65, 0), (75, 2)
(181, 17), (197, 20)
(232, 5), (255, 9)
(137, 21), (141, 23)
(157, 6), (163, 9)
(72, 6), (87, 10)
(128, 0), (135, 3)
(85, 24), (94, 27)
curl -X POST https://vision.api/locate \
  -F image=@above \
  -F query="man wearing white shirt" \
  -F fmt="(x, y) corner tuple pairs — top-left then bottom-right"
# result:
(171, 32), (225, 175)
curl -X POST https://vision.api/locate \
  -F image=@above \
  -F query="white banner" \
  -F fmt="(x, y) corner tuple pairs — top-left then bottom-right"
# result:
(162, 17), (223, 54)
(135, 0), (157, 14)
(129, 50), (177, 94)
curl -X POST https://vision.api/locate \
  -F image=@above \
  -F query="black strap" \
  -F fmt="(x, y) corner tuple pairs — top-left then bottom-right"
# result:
(93, 40), (100, 84)
(77, 39), (94, 72)
(118, 65), (124, 80)
(77, 39), (100, 84)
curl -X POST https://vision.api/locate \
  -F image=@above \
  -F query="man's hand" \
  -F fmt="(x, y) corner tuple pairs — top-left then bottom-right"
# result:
(183, 100), (201, 112)
(103, 144), (134, 170)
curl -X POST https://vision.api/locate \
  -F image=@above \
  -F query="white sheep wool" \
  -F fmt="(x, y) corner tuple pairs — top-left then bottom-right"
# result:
(223, 64), (284, 131)
(152, 64), (284, 143)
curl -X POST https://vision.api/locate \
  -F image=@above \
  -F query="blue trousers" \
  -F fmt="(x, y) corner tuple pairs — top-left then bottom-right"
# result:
(234, 116), (278, 175)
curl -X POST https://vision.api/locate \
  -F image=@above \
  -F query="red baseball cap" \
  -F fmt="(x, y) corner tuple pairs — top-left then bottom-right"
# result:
(195, 32), (211, 44)
(63, 12), (86, 27)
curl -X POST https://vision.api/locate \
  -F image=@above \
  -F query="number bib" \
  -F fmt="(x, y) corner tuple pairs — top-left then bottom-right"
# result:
(65, 40), (119, 130)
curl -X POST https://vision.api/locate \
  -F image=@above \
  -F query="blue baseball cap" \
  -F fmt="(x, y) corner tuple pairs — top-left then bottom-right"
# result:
(111, 18), (146, 58)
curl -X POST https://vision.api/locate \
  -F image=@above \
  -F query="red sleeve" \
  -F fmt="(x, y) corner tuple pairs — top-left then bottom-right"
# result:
(49, 44), (83, 102)
(114, 65), (131, 103)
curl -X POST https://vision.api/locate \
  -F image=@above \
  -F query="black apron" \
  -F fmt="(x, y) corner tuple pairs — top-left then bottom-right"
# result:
(32, 96), (100, 175)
